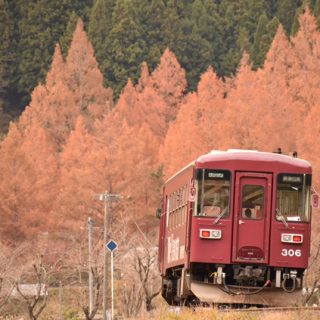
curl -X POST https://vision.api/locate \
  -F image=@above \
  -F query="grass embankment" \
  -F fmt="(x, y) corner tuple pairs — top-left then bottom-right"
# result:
(142, 306), (320, 320)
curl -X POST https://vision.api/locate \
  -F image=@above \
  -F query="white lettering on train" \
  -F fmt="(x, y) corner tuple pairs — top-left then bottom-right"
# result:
(281, 249), (302, 257)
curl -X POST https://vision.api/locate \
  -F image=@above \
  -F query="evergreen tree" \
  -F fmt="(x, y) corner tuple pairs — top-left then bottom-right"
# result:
(103, 0), (148, 97)
(218, 0), (267, 76)
(276, 0), (300, 35)
(136, 0), (166, 69)
(179, 0), (219, 90)
(251, 14), (279, 68)
(88, 0), (115, 84)
(59, 11), (78, 58)
(314, 0), (320, 28)
(19, 20), (113, 150)
(16, 0), (93, 107)
(0, 0), (17, 110)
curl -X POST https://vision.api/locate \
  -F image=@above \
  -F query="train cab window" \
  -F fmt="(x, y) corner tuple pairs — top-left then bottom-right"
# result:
(276, 174), (311, 222)
(196, 169), (231, 218)
(241, 185), (264, 220)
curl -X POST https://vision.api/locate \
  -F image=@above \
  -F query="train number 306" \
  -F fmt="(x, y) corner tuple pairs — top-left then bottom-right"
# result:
(281, 249), (302, 257)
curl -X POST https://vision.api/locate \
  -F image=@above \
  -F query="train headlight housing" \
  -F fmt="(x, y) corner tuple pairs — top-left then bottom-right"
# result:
(281, 233), (303, 243)
(200, 229), (222, 239)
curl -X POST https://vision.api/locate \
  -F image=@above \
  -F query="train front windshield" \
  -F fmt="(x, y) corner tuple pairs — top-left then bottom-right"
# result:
(276, 174), (311, 222)
(196, 169), (231, 218)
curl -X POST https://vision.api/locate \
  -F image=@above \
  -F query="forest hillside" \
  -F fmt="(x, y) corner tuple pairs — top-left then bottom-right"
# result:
(1, 0), (320, 126)
(0, 3), (320, 319)
(0, 8), (319, 243)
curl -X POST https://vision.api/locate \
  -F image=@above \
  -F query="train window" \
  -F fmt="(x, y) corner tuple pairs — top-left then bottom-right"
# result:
(167, 185), (188, 229)
(241, 185), (264, 220)
(276, 174), (311, 222)
(195, 169), (231, 218)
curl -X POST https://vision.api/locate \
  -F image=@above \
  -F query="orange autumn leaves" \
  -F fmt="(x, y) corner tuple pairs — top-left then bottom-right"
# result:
(0, 10), (320, 241)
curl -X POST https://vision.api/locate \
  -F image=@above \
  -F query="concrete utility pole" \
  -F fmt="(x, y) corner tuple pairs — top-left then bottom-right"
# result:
(98, 192), (120, 320)
(87, 217), (93, 315)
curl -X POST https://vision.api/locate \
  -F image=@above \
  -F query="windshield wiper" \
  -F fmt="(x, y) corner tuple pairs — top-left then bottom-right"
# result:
(213, 207), (228, 225)
(276, 208), (289, 229)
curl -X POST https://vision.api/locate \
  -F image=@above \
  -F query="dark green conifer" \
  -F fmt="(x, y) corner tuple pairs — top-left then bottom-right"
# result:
(251, 13), (279, 69)
(276, 0), (300, 35)
(60, 12), (79, 58)
(0, 0), (15, 109)
(313, 0), (320, 29)
(88, 0), (115, 78)
(104, 0), (147, 97)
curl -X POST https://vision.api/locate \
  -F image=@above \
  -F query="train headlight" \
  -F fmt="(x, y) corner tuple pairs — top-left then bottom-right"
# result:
(200, 229), (222, 239)
(212, 230), (222, 239)
(281, 233), (303, 243)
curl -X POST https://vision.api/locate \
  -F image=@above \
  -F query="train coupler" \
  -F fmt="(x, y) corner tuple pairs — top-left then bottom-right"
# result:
(210, 267), (225, 285)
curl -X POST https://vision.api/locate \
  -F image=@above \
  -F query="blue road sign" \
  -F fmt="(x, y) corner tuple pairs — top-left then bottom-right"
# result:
(106, 240), (118, 252)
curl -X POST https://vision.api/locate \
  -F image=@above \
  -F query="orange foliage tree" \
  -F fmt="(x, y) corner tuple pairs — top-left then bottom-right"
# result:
(151, 48), (187, 123)
(160, 66), (227, 178)
(1, 9), (320, 244)
(0, 120), (58, 240)
(19, 19), (113, 151)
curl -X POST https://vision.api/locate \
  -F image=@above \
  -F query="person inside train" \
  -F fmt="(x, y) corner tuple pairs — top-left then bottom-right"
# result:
(244, 208), (252, 218)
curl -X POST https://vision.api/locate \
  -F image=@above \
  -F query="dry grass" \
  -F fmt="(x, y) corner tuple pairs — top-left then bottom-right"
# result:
(136, 306), (320, 320)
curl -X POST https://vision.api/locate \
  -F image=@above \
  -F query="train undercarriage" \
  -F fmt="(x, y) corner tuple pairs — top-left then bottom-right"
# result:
(162, 263), (305, 307)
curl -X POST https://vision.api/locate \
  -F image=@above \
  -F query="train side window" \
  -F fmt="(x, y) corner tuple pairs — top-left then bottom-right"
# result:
(241, 185), (264, 220)
(167, 185), (188, 229)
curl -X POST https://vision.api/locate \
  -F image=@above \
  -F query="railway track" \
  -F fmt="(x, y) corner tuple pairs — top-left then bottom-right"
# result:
(217, 305), (320, 313)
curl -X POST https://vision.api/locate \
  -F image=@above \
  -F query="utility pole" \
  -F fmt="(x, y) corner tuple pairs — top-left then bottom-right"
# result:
(87, 217), (93, 315)
(59, 281), (63, 320)
(98, 192), (120, 320)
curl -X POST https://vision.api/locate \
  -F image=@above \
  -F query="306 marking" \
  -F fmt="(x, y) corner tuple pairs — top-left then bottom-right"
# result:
(281, 249), (301, 257)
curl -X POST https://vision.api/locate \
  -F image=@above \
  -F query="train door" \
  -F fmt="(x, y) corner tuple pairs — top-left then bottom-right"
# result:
(232, 172), (272, 263)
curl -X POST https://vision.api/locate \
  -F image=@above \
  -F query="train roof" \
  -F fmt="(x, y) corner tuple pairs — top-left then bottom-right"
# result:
(196, 149), (311, 169)
(165, 149), (311, 184)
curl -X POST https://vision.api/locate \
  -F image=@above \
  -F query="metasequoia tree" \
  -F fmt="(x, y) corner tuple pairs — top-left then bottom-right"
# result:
(0, 119), (58, 240)
(65, 19), (113, 123)
(57, 116), (102, 232)
(19, 19), (113, 151)
(255, 25), (299, 152)
(223, 52), (271, 150)
(290, 9), (320, 114)
(151, 48), (187, 122)
(194, 66), (228, 150)
(160, 66), (227, 178)
(116, 78), (167, 139)
(18, 119), (59, 235)
(160, 92), (204, 178)
(298, 102), (320, 189)
(0, 124), (26, 240)
(115, 54), (188, 141)
(0, 18), (114, 239)
(289, 10), (320, 174)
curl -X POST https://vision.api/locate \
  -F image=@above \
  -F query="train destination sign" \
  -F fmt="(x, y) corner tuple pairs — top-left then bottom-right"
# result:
(196, 169), (231, 180)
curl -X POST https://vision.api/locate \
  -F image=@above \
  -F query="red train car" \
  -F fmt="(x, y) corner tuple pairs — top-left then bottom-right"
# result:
(157, 150), (314, 306)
